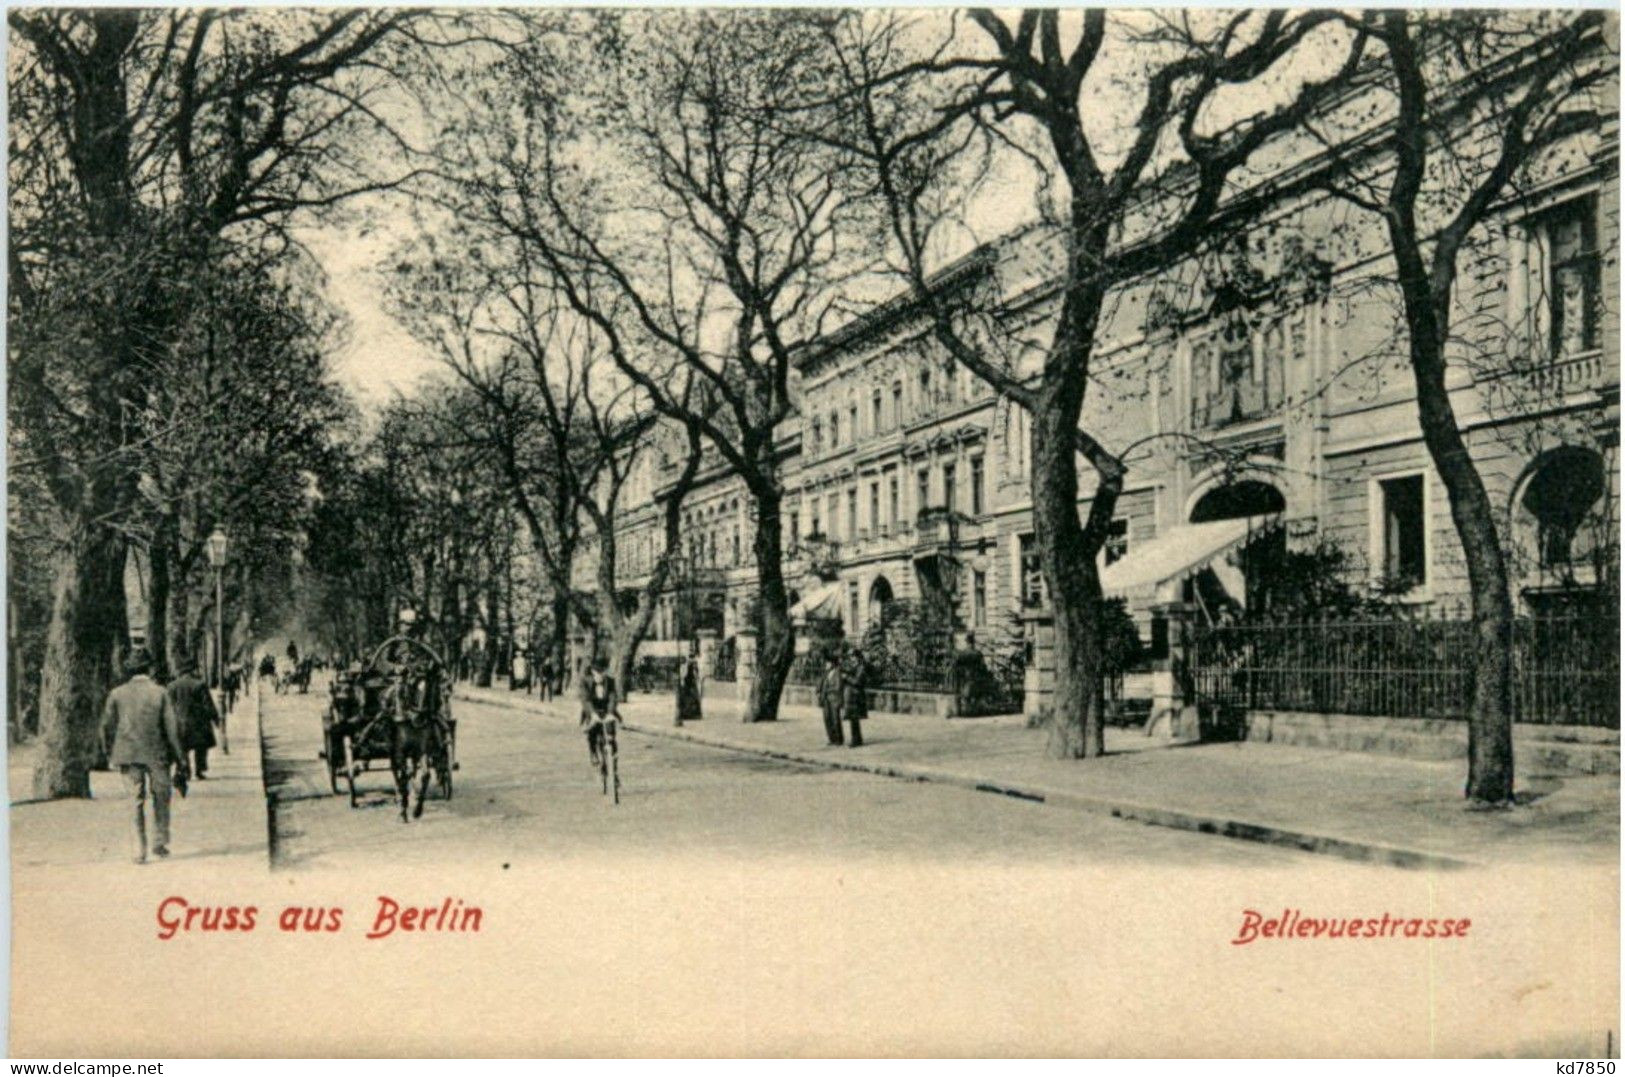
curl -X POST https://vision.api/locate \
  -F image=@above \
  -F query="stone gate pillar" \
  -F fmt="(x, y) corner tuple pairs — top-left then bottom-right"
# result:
(1146, 601), (1200, 741)
(734, 626), (759, 722)
(567, 629), (588, 695)
(695, 628), (719, 678)
(1022, 610), (1054, 727)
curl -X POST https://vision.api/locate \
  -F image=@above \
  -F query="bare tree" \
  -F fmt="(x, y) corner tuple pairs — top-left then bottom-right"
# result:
(8, 9), (442, 795)
(830, 10), (1366, 757)
(441, 10), (878, 721)
(388, 224), (708, 700)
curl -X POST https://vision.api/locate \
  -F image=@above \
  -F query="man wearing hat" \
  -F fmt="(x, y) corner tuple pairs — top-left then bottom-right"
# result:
(165, 658), (220, 779)
(100, 648), (187, 863)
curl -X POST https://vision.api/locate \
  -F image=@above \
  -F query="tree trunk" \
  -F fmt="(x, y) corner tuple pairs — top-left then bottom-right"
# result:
(147, 534), (171, 682)
(32, 529), (128, 798)
(1398, 291), (1516, 803)
(230, 568), (253, 666)
(1030, 393), (1109, 759)
(746, 486), (795, 722)
(165, 576), (190, 678)
(478, 573), (500, 687)
(549, 593), (569, 693)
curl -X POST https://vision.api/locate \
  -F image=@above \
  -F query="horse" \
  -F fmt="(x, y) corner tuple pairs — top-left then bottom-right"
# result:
(384, 666), (451, 823)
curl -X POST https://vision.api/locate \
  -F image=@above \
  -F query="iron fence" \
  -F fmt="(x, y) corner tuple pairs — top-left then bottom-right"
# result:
(1188, 609), (1619, 728)
(632, 655), (685, 694)
(710, 640), (737, 683)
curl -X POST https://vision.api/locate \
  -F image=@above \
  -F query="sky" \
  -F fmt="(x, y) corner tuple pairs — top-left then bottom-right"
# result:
(302, 212), (440, 409)
(305, 9), (1352, 415)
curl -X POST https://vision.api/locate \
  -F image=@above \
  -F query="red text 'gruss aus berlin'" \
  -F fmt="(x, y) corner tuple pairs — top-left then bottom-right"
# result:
(154, 895), (483, 939)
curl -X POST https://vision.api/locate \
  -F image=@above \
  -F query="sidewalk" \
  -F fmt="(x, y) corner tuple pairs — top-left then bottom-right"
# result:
(9, 684), (270, 871)
(459, 684), (1619, 869)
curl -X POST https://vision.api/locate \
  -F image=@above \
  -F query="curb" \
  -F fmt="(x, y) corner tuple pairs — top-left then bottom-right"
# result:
(457, 690), (1475, 872)
(252, 681), (280, 870)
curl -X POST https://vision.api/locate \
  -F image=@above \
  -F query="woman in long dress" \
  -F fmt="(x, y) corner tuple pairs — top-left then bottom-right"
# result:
(675, 655), (703, 725)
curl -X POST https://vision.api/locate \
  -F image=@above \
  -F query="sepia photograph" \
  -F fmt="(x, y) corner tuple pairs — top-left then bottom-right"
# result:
(5, 4), (1620, 1058)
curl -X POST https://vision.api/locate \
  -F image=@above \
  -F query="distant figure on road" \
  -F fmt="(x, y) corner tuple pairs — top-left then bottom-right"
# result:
(816, 652), (845, 747)
(100, 649), (186, 864)
(221, 665), (240, 716)
(842, 647), (868, 748)
(165, 660), (220, 780)
(538, 657), (555, 702)
(676, 653), (703, 726)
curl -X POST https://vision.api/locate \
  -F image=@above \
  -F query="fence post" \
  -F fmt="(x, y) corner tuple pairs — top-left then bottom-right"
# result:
(696, 628), (719, 683)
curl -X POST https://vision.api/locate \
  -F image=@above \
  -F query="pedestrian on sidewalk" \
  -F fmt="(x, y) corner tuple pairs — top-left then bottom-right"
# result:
(538, 657), (555, 702)
(165, 659), (220, 780)
(842, 647), (868, 748)
(676, 652), (703, 726)
(100, 649), (187, 864)
(816, 652), (845, 747)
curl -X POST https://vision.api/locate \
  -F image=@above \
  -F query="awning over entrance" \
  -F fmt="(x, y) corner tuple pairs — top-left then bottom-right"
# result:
(789, 581), (843, 621)
(1100, 514), (1281, 599)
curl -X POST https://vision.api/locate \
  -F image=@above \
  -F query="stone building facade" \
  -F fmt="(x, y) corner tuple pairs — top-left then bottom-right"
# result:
(595, 35), (1619, 678)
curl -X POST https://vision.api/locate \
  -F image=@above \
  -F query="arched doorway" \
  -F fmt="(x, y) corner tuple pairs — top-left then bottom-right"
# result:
(1189, 479), (1285, 523)
(868, 576), (895, 626)
(1187, 479), (1286, 616)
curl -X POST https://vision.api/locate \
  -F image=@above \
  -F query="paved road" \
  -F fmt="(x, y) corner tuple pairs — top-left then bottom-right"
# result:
(263, 682), (1302, 869)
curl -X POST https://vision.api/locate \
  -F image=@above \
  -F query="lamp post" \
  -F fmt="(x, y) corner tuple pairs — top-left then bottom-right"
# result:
(206, 527), (229, 754)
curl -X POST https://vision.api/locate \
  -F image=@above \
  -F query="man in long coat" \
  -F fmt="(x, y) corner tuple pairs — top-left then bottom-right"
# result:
(841, 648), (868, 748)
(815, 652), (845, 747)
(165, 659), (220, 779)
(101, 649), (187, 863)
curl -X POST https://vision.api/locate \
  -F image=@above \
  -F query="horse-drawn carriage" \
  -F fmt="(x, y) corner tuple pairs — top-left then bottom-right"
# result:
(322, 635), (457, 821)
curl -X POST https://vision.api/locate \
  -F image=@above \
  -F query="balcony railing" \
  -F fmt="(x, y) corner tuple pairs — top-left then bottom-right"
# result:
(799, 534), (842, 579)
(914, 507), (968, 556)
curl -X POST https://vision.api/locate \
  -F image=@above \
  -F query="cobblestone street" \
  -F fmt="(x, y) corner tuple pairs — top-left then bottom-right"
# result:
(261, 678), (1303, 870)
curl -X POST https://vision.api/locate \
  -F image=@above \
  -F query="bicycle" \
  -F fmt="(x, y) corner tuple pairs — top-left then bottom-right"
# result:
(587, 711), (621, 805)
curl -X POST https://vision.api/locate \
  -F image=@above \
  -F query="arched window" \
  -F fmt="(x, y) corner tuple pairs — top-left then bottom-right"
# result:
(1520, 447), (1608, 573)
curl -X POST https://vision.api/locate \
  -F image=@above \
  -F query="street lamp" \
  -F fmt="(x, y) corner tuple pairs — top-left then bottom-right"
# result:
(206, 527), (229, 755)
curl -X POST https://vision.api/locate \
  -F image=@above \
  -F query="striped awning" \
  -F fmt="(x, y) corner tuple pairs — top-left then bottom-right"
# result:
(789, 581), (844, 621)
(1100, 514), (1281, 598)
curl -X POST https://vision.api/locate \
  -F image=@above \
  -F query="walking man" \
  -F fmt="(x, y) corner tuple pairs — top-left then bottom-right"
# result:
(816, 652), (845, 747)
(539, 657), (555, 702)
(166, 659), (220, 780)
(100, 649), (186, 863)
(221, 664), (239, 716)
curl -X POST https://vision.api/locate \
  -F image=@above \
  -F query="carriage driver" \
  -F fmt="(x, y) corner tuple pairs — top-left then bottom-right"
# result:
(581, 657), (620, 768)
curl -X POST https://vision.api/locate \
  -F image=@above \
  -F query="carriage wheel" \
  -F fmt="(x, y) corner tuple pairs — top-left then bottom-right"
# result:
(343, 735), (359, 808)
(325, 730), (341, 795)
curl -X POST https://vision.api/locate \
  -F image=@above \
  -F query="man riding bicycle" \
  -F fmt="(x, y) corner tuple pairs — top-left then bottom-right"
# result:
(581, 658), (620, 768)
